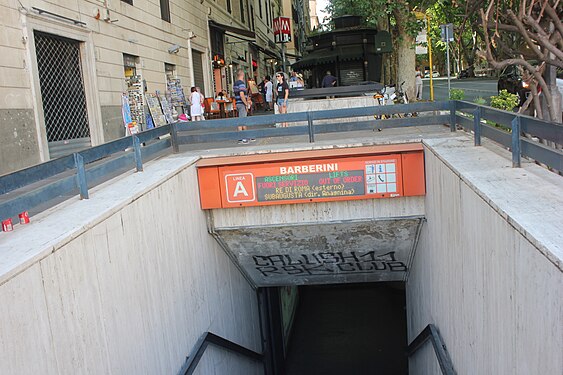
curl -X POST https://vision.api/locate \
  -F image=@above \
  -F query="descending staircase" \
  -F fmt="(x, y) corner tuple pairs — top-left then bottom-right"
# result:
(284, 283), (408, 375)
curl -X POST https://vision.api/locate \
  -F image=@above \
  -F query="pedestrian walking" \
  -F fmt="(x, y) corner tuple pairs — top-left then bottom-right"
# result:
(321, 71), (337, 88)
(275, 72), (289, 127)
(196, 86), (205, 120)
(415, 67), (423, 101)
(189, 87), (203, 121)
(265, 75), (273, 111)
(233, 69), (254, 143)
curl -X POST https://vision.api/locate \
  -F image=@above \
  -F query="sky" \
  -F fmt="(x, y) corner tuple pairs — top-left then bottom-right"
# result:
(316, 0), (329, 25)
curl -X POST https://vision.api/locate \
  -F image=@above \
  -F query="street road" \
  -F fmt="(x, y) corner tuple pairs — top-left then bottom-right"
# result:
(421, 77), (498, 103)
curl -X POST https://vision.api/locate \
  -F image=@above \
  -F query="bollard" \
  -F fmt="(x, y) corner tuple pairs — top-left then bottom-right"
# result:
(74, 153), (89, 199)
(511, 116), (521, 168)
(307, 112), (315, 143)
(473, 107), (481, 146)
(133, 135), (143, 172)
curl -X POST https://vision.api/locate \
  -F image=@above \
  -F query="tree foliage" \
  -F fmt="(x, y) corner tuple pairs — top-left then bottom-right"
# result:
(324, 0), (432, 96)
(478, 0), (563, 120)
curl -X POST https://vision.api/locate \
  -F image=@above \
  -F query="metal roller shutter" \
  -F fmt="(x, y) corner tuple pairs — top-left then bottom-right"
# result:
(192, 50), (205, 92)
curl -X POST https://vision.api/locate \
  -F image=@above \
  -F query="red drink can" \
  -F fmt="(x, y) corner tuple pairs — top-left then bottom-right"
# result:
(19, 211), (30, 224)
(2, 218), (13, 232)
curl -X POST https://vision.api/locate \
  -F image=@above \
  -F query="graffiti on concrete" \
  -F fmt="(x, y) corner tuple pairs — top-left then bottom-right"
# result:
(253, 251), (407, 277)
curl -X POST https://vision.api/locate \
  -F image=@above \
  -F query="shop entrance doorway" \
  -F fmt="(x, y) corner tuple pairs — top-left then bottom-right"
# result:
(34, 31), (91, 159)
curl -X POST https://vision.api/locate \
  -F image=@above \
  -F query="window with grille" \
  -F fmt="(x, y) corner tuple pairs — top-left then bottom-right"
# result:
(160, 0), (170, 22)
(34, 31), (90, 145)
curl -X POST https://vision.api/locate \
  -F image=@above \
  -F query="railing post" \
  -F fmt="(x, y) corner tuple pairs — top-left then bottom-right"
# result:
(449, 101), (456, 132)
(132, 135), (143, 172)
(473, 107), (481, 146)
(307, 112), (315, 143)
(74, 153), (89, 199)
(170, 123), (180, 153)
(511, 116), (521, 167)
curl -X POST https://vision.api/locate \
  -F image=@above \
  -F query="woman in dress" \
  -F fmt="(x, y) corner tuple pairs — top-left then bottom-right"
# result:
(190, 86), (203, 121)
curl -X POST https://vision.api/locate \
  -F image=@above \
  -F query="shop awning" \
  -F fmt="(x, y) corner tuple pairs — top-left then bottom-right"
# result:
(292, 50), (339, 69)
(316, 50), (338, 64)
(292, 46), (365, 70)
(209, 20), (255, 40)
(292, 54), (317, 69)
(253, 43), (280, 59)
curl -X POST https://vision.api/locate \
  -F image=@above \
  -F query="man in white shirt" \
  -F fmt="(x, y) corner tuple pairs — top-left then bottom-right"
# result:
(265, 75), (273, 111)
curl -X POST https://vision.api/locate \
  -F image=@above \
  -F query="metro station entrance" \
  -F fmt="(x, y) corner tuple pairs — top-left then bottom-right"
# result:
(261, 283), (408, 375)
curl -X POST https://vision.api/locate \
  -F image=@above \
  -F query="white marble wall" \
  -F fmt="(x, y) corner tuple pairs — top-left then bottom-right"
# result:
(0, 159), (262, 375)
(407, 142), (563, 374)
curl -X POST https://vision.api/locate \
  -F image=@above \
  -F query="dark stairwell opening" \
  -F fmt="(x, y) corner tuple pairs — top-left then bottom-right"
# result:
(262, 282), (408, 375)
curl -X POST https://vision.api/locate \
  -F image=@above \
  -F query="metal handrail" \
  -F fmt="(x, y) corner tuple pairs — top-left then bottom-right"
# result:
(1, 100), (561, 225)
(178, 332), (263, 375)
(454, 100), (562, 170)
(407, 324), (456, 375)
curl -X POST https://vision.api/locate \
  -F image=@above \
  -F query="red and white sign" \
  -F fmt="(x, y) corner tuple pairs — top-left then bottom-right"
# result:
(225, 173), (256, 203)
(273, 17), (291, 43)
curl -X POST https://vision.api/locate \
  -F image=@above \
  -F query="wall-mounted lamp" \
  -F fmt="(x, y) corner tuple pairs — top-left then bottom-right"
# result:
(168, 44), (181, 54)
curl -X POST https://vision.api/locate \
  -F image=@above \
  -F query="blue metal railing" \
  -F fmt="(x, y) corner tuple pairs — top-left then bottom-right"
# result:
(454, 101), (563, 169)
(0, 100), (561, 225)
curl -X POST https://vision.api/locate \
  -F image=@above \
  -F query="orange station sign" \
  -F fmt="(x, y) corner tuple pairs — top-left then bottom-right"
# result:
(197, 144), (425, 209)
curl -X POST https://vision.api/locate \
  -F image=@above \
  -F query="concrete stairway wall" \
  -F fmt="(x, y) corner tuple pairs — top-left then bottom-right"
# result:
(407, 138), (563, 374)
(0, 156), (262, 375)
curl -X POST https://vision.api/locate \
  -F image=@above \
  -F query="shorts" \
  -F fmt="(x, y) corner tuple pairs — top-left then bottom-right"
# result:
(236, 103), (247, 117)
(277, 98), (287, 107)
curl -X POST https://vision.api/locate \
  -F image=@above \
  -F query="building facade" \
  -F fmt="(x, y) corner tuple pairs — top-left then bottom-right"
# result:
(0, 0), (308, 175)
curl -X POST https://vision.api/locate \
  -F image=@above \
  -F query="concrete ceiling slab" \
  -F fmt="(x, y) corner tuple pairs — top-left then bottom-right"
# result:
(212, 217), (424, 287)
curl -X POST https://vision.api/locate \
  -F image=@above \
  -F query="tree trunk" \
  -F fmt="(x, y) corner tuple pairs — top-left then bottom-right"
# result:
(393, 8), (416, 101)
(378, 15), (392, 85)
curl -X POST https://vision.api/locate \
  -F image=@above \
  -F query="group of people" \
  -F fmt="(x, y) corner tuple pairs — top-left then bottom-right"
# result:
(234, 69), (291, 143)
(185, 69), (341, 144)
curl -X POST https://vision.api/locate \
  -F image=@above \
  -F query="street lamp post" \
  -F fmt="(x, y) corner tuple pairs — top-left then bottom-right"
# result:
(414, 11), (434, 101)
(440, 23), (454, 97)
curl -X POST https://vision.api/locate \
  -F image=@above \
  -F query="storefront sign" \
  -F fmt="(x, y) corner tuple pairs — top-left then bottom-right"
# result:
(197, 145), (425, 209)
(273, 17), (291, 43)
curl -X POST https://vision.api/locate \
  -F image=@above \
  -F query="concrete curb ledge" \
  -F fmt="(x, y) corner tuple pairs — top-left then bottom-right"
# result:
(423, 137), (563, 271)
(0, 136), (442, 286)
(0, 154), (200, 286)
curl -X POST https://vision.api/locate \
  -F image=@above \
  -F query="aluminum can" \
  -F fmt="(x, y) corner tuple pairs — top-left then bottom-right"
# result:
(19, 211), (30, 224)
(2, 218), (13, 232)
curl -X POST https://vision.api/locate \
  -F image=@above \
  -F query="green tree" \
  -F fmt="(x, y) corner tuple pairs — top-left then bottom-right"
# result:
(325, 0), (434, 99)
(478, 0), (563, 121)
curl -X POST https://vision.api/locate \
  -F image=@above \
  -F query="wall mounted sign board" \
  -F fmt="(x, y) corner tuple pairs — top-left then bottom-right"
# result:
(197, 144), (425, 209)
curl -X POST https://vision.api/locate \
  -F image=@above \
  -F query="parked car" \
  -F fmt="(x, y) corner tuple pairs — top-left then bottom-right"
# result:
(497, 65), (531, 106)
(424, 71), (440, 78)
(457, 68), (473, 79)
